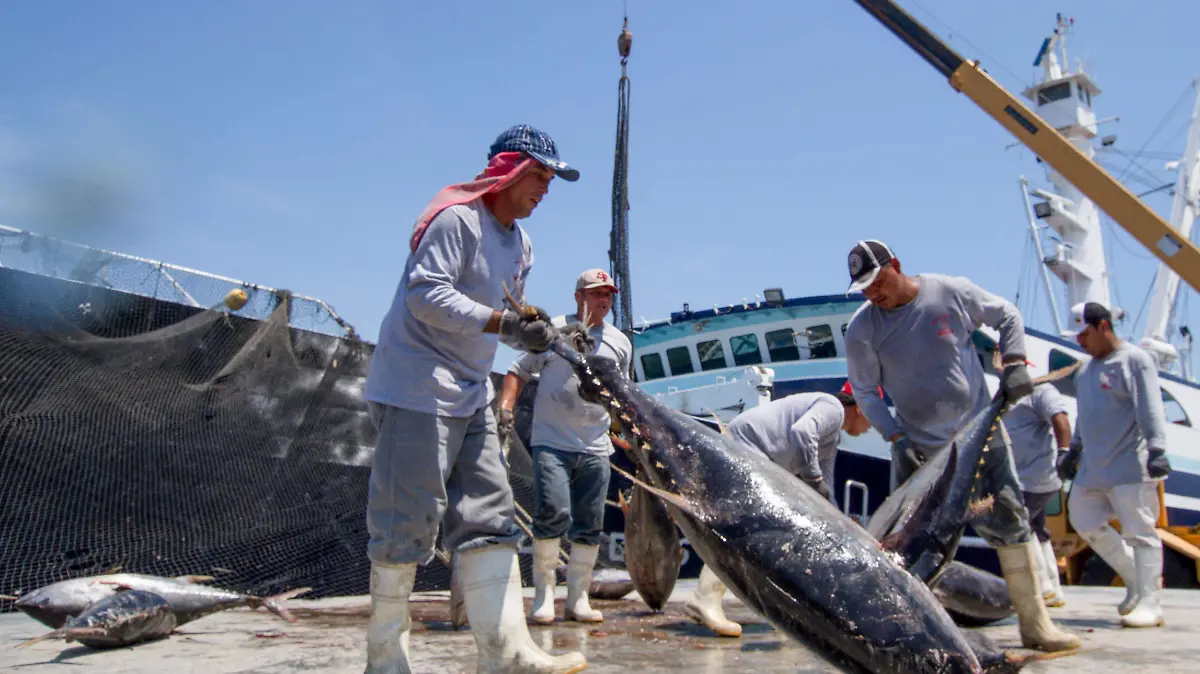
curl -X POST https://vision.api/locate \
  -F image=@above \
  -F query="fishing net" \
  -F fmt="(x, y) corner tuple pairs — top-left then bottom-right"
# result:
(0, 228), (573, 609)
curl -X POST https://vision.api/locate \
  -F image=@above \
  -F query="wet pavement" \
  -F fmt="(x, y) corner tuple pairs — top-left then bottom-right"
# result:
(2, 582), (1197, 672)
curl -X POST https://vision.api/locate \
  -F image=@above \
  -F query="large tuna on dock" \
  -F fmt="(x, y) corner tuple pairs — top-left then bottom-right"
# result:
(12, 572), (309, 629)
(544, 330), (984, 674)
(17, 589), (178, 650)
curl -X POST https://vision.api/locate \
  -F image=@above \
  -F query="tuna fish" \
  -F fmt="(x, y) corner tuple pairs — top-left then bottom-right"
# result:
(540, 328), (985, 674)
(932, 562), (1015, 627)
(12, 573), (309, 629)
(618, 473), (684, 611)
(17, 589), (178, 650)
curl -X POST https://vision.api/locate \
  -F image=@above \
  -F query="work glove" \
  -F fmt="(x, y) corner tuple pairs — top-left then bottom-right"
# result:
(499, 306), (557, 353)
(1146, 448), (1172, 479)
(891, 435), (924, 473)
(999, 361), (1034, 403)
(803, 475), (833, 502)
(1056, 444), (1081, 481)
(497, 408), (514, 446)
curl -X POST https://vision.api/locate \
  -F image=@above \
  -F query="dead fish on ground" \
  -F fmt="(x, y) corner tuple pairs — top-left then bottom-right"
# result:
(12, 573), (310, 629)
(932, 561), (1015, 627)
(16, 589), (178, 650)
(589, 567), (635, 601)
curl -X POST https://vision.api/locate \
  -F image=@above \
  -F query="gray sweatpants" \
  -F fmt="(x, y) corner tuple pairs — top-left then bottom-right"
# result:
(1068, 482), (1160, 549)
(899, 419), (1032, 549)
(365, 402), (522, 566)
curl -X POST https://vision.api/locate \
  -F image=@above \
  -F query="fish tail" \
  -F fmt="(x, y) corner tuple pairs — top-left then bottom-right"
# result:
(63, 628), (107, 643)
(996, 647), (1085, 672)
(249, 587), (312, 622)
(15, 628), (67, 649)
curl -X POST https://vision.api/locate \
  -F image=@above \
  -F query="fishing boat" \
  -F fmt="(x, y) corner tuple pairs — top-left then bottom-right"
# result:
(622, 15), (1200, 579)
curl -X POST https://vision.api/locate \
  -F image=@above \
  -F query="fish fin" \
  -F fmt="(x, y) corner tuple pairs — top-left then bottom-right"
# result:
(609, 463), (702, 519)
(64, 628), (107, 643)
(1001, 646), (1085, 669)
(0, 594), (18, 600)
(703, 408), (730, 436)
(95, 581), (135, 592)
(174, 575), (217, 584)
(15, 627), (68, 649)
(100, 564), (122, 574)
(617, 489), (631, 516)
(249, 587), (312, 622)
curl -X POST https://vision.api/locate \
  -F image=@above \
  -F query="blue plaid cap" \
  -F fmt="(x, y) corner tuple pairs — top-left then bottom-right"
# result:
(488, 124), (579, 182)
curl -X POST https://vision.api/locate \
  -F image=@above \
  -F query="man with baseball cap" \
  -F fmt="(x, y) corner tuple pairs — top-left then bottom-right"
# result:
(498, 268), (632, 627)
(682, 380), (876, 638)
(842, 239), (1080, 653)
(362, 124), (586, 673)
(997, 351), (1073, 608)
(1058, 301), (1171, 628)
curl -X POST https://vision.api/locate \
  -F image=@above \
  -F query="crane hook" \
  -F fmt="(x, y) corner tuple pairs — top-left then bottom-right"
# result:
(617, 17), (632, 61)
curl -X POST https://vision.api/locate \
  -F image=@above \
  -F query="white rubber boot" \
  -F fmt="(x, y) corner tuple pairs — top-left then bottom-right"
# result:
(1081, 525), (1139, 615)
(1121, 546), (1166, 628)
(529, 538), (561, 625)
(365, 562), (417, 674)
(996, 542), (1081, 653)
(565, 543), (603, 623)
(1038, 540), (1066, 607)
(459, 544), (588, 674)
(683, 565), (742, 638)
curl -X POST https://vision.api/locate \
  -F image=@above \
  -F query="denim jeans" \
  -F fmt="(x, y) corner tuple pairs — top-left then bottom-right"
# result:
(531, 445), (610, 546)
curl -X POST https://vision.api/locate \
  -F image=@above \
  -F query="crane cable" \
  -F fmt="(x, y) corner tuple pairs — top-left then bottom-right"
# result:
(610, 16), (634, 336)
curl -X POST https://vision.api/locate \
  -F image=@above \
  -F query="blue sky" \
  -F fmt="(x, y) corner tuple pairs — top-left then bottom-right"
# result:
(3, 1), (1199, 373)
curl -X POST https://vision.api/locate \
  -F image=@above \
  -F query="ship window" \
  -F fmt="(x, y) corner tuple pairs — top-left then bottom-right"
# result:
(1036, 82), (1072, 105)
(730, 333), (764, 366)
(1162, 388), (1191, 427)
(696, 339), (728, 371)
(640, 353), (665, 381)
(765, 328), (801, 362)
(666, 346), (694, 376)
(1048, 349), (1079, 397)
(806, 324), (837, 359)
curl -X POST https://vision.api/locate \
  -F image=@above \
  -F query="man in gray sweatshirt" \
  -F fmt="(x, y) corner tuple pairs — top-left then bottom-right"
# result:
(361, 125), (587, 674)
(1058, 301), (1171, 629)
(842, 239), (1079, 653)
(498, 268), (633, 627)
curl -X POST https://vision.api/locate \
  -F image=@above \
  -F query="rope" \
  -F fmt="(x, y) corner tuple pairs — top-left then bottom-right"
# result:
(610, 17), (634, 336)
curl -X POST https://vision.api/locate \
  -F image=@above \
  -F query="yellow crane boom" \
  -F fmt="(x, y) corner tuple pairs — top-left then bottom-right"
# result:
(850, 0), (1200, 294)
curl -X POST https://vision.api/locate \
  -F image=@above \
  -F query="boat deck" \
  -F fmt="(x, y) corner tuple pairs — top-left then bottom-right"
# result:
(3, 582), (1195, 672)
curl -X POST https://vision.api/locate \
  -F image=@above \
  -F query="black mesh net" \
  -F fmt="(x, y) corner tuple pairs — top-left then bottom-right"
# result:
(0, 227), (590, 610)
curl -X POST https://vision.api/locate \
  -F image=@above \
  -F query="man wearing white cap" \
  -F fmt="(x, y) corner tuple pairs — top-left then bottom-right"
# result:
(1058, 301), (1171, 628)
(842, 239), (1080, 653)
(498, 268), (632, 626)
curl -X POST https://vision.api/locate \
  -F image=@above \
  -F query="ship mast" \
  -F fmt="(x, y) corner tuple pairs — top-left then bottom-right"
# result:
(1138, 80), (1200, 380)
(1023, 14), (1118, 337)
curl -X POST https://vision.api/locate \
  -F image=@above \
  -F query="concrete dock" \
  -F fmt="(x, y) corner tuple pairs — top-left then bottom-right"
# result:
(3, 582), (1196, 672)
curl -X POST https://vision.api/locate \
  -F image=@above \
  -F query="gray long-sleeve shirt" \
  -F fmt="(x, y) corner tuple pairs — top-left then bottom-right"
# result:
(844, 273), (1026, 451)
(1003, 382), (1071, 494)
(364, 200), (533, 418)
(725, 392), (844, 485)
(509, 314), (633, 455)
(1072, 342), (1170, 490)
